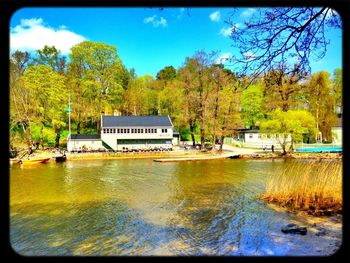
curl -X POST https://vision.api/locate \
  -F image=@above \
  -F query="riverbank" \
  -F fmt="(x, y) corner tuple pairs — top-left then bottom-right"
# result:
(10, 147), (342, 163)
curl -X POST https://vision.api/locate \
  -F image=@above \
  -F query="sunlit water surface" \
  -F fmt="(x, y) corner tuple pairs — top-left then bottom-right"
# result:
(10, 159), (340, 256)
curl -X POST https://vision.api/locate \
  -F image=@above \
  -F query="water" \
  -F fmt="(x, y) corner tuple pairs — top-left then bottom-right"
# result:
(10, 159), (341, 256)
(295, 147), (342, 153)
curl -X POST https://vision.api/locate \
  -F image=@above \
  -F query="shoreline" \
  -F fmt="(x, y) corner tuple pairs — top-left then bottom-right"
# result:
(10, 149), (342, 162)
(64, 151), (342, 161)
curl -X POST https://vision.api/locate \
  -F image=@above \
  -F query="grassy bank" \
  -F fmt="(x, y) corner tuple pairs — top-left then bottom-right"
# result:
(261, 160), (342, 215)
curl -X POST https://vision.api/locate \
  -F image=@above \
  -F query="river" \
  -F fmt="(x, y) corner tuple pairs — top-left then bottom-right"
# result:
(10, 158), (342, 256)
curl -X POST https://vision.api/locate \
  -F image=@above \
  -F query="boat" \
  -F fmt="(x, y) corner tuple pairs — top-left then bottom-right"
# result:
(55, 154), (66, 162)
(20, 157), (51, 164)
(10, 158), (21, 164)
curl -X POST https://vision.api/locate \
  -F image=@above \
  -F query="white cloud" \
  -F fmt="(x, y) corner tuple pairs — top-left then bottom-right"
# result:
(216, 52), (232, 64)
(243, 51), (256, 61)
(143, 15), (167, 27)
(209, 11), (221, 22)
(143, 15), (156, 24)
(10, 18), (86, 54)
(219, 23), (240, 37)
(241, 8), (256, 18)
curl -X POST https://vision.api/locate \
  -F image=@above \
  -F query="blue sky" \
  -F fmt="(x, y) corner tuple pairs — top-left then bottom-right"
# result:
(10, 7), (342, 77)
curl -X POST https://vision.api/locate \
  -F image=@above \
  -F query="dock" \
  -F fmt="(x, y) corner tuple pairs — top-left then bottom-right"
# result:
(153, 153), (239, 162)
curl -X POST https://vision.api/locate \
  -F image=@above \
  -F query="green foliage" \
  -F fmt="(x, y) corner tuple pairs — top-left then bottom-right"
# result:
(156, 66), (177, 81)
(9, 41), (342, 151)
(261, 109), (317, 153)
(306, 71), (337, 142)
(31, 124), (56, 146)
(241, 83), (264, 128)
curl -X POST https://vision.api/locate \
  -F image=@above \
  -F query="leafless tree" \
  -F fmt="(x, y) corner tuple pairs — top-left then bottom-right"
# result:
(227, 7), (341, 80)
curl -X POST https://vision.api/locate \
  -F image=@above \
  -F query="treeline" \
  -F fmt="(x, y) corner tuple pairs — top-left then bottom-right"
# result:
(10, 41), (342, 153)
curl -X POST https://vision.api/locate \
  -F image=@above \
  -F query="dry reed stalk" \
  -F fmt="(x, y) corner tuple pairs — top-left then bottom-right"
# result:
(261, 160), (342, 214)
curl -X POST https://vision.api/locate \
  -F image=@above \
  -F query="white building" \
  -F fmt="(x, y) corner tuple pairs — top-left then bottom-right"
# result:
(332, 113), (342, 145)
(67, 134), (103, 152)
(237, 129), (291, 148)
(67, 115), (175, 152)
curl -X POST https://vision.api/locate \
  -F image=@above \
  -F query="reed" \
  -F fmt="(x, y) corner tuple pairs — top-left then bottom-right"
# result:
(261, 160), (342, 215)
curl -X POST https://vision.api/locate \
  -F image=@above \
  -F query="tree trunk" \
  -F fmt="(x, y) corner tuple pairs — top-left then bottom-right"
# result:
(189, 120), (196, 146)
(22, 122), (33, 152)
(219, 135), (225, 152)
(77, 122), (81, 134)
(55, 132), (60, 148)
(289, 137), (294, 152)
(212, 90), (219, 151)
(40, 123), (44, 149)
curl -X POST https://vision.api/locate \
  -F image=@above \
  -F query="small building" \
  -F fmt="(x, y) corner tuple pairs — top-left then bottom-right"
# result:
(172, 128), (180, 145)
(67, 115), (176, 152)
(236, 129), (291, 147)
(332, 112), (342, 145)
(67, 134), (102, 152)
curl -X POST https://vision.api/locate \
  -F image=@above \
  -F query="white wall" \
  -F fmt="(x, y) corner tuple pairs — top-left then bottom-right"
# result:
(244, 133), (291, 145)
(116, 141), (173, 151)
(67, 140), (103, 152)
(332, 127), (342, 145)
(101, 126), (173, 151)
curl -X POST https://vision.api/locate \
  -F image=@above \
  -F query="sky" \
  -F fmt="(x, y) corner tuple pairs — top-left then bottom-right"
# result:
(10, 7), (342, 78)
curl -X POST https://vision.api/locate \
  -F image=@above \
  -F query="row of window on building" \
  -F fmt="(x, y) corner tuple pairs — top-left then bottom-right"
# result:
(103, 128), (168, 134)
(248, 134), (280, 139)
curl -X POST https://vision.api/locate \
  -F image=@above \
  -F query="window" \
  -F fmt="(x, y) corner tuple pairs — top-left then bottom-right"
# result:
(107, 129), (110, 134)
(162, 128), (168, 133)
(127, 129), (130, 133)
(145, 129), (148, 133)
(124, 129), (127, 133)
(138, 129), (141, 133)
(103, 129), (106, 133)
(131, 129), (134, 133)
(141, 129), (143, 133)
(121, 129), (123, 133)
(249, 134), (253, 139)
(113, 129), (116, 133)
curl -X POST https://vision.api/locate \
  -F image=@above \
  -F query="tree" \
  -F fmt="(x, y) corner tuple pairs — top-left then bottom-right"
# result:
(68, 41), (128, 131)
(10, 51), (34, 151)
(22, 65), (66, 148)
(178, 51), (215, 148)
(260, 109), (317, 155)
(156, 66), (177, 82)
(332, 68), (342, 111)
(263, 63), (305, 112)
(229, 8), (341, 78)
(305, 71), (337, 142)
(241, 82), (264, 129)
(34, 45), (67, 73)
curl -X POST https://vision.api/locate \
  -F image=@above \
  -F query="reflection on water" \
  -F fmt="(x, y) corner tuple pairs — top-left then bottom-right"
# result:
(10, 159), (339, 256)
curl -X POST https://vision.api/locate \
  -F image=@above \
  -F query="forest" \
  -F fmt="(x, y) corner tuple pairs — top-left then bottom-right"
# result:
(10, 41), (342, 154)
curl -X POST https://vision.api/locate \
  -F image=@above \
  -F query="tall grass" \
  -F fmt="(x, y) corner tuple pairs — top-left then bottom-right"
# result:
(261, 160), (342, 214)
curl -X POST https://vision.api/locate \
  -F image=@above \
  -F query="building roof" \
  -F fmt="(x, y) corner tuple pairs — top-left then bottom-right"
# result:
(102, 115), (173, 127)
(237, 129), (260, 133)
(70, 134), (101, 140)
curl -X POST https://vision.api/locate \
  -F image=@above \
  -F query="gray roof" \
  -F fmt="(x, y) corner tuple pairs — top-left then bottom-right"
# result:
(102, 115), (173, 127)
(70, 134), (101, 140)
